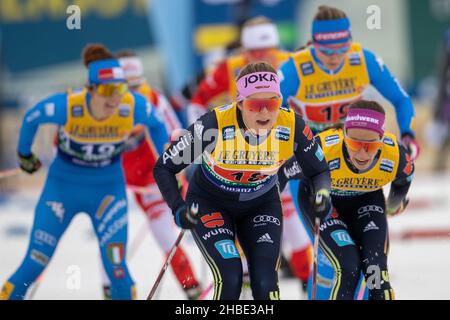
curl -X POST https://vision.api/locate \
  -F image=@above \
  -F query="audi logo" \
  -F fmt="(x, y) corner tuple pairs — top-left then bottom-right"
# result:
(357, 205), (384, 215)
(253, 215), (281, 226)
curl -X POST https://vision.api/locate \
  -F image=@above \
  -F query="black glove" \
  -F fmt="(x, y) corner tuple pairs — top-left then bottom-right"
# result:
(18, 152), (42, 174)
(312, 189), (332, 221)
(174, 203), (199, 229)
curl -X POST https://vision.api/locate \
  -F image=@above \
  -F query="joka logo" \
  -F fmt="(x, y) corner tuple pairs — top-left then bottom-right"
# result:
(243, 73), (277, 88)
(200, 212), (224, 228)
(303, 125), (313, 141)
(214, 240), (240, 259)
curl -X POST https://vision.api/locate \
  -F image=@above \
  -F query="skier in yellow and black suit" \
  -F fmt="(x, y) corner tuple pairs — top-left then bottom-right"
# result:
(154, 62), (331, 300)
(279, 100), (414, 300)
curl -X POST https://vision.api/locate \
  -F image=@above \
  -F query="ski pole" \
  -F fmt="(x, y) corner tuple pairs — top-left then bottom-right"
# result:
(147, 203), (198, 300)
(312, 217), (321, 300)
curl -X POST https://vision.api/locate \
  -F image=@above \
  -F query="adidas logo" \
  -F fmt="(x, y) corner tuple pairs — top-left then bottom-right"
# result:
(363, 221), (379, 232)
(257, 233), (274, 244)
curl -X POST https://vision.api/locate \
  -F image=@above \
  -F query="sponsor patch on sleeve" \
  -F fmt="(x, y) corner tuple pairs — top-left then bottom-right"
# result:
(300, 62), (314, 76)
(328, 158), (341, 171)
(348, 52), (361, 66)
(325, 134), (340, 146)
(382, 136), (395, 146)
(275, 126), (291, 141)
(218, 104), (233, 112)
(119, 104), (131, 117)
(222, 126), (235, 140)
(315, 145), (325, 161)
(71, 105), (84, 117)
(380, 159), (395, 173)
(45, 103), (55, 117)
(280, 104), (290, 112)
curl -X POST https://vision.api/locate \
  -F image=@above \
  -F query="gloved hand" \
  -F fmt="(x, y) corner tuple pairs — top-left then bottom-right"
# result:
(123, 128), (146, 151)
(18, 152), (42, 174)
(387, 198), (409, 216)
(312, 188), (332, 221)
(401, 133), (420, 161)
(174, 203), (199, 229)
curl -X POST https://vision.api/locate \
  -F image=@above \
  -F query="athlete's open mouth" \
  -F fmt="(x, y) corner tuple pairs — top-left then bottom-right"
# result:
(256, 119), (270, 126)
(354, 158), (369, 166)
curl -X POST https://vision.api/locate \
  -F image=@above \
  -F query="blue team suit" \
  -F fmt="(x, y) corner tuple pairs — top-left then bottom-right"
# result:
(1, 88), (168, 300)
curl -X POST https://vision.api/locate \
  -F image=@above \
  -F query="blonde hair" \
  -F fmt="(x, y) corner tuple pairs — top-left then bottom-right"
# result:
(242, 16), (274, 28)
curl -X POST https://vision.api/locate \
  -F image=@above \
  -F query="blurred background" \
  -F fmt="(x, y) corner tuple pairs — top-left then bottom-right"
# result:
(0, 0), (449, 299)
(1, 0), (450, 175)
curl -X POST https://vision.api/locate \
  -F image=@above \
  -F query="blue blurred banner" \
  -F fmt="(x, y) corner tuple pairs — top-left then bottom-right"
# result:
(0, 0), (153, 73)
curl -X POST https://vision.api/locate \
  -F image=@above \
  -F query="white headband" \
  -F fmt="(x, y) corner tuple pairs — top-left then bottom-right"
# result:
(119, 57), (144, 80)
(241, 23), (280, 50)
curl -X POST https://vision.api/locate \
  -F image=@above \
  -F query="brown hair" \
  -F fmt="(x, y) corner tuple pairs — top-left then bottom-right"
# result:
(115, 49), (137, 59)
(296, 40), (313, 51)
(314, 5), (347, 21)
(82, 43), (114, 68)
(237, 61), (277, 81)
(348, 100), (386, 115)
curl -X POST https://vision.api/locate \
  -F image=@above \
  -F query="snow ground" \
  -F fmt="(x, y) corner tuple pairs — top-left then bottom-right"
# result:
(0, 174), (449, 300)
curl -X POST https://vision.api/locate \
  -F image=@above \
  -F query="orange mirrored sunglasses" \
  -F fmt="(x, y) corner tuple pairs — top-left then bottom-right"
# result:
(242, 98), (281, 113)
(344, 136), (382, 153)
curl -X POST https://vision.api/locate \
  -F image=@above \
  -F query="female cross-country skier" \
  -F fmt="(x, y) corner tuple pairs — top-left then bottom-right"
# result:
(154, 61), (331, 300)
(97, 51), (202, 300)
(278, 5), (419, 299)
(279, 100), (414, 299)
(0, 44), (168, 300)
(188, 16), (314, 289)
